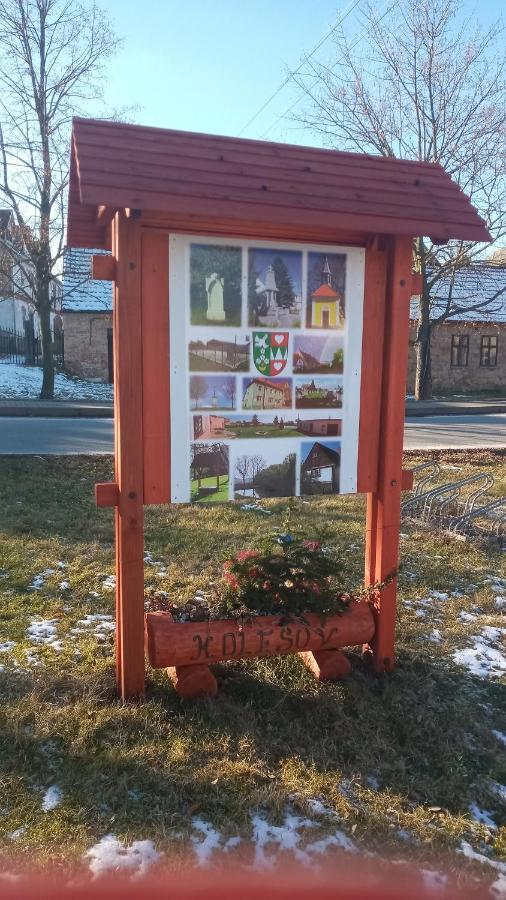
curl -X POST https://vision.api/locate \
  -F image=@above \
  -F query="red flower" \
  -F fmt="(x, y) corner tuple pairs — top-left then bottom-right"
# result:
(236, 550), (259, 562)
(223, 560), (239, 591)
(302, 540), (321, 551)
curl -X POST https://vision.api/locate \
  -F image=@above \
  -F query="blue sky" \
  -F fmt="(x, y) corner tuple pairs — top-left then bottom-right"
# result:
(102, 0), (502, 147)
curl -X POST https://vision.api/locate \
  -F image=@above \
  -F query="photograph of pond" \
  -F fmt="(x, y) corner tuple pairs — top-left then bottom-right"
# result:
(248, 247), (302, 328)
(293, 335), (344, 374)
(190, 442), (229, 503)
(190, 243), (242, 326)
(188, 333), (250, 372)
(233, 442), (296, 499)
(306, 252), (346, 330)
(295, 376), (343, 409)
(189, 375), (237, 410)
(300, 440), (341, 495)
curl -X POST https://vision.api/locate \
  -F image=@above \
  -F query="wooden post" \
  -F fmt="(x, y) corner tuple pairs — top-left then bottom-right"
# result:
(112, 211), (145, 699)
(365, 236), (413, 672)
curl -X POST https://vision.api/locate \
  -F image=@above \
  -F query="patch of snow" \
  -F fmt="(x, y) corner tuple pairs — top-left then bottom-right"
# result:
(415, 609), (427, 618)
(489, 782), (506, 803)
(459, 612), (478, 623)
(496, 596), (506, 610)
(469, 802), (496, 830)
(430, 591), (449, 601)
(420, 869), (448, 892)
(0, 641), (16, 653)
(84, 834), (161, 879)
(28, 574), (45, 591)
(102, 575), (116, 591)
(24, 649), (43, 667)
(459, 841), (506, 875)
(191, 818), (224, 868)
(428, 629), (442, 643)
(0, 364), (114, 402)
(26, 619), (58, 645)
(453, 629), (506, 679)
(8, 826), (27, 840)
(491, 874), (506, 898)
(42, 785), (62, 812)
(59, 581), (70, 591)
(366, 775), (380, 790)
(492, 730), (506, 747)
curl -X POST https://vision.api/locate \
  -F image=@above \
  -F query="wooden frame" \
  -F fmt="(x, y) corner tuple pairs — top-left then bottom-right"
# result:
(67, 118), (488, 700)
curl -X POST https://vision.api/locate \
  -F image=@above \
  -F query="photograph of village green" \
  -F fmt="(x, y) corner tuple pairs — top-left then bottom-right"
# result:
(295, 376), (343, 409)
(300, 440), (341, 495)
(192, 412), (342, 441)
(233, 444), (296, 499)
(293, 334), (344, 374)
(188, 333), (250, 372)
(248, 247), (302, 328)
(189, 374), (237, 410)
(190, 442), (229, 503)
(242, 376), (292, 410)
(190, 243), (242, 326)
(306, 252), (346, 329)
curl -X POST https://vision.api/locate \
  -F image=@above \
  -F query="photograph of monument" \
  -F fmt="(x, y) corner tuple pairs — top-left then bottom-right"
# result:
(293, 335), (344, 374)
(306, 252), (346, 329)
(248, 248), (302, 327)
(190, 243), (242, 326)
(300, 441), (341, 495)
(189, 375), (237, 410)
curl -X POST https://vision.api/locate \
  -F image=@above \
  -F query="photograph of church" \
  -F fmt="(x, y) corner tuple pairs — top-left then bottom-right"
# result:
(248, 247), (302, 327)
(293, 335), (344, 373)
(190, 243), (242, 326)
(306, 252), (346, 330)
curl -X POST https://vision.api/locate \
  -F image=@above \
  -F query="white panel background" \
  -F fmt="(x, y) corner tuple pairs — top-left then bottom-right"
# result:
(168, 234), (365, 503)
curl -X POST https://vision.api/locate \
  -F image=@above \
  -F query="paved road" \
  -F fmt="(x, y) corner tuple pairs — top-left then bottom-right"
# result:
(0, 414), (504, 455)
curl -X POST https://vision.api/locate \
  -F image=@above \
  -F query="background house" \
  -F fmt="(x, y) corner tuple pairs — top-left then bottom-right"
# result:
(62, 247), (113, 382)
(407, 264), (506, 395)
(0, 207), (62, 348)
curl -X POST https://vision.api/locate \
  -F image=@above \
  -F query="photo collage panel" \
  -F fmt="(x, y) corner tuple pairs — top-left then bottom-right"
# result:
(173, 238), (358, 505)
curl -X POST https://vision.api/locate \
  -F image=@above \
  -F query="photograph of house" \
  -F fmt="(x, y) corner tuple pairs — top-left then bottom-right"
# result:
(234, 444), (296, 499)
(192, 413), (229, 440)
(189, 375), (236, 410)
(248, 248), (302, 327)
(189, 334), (250, 372)
(190, 243), (241, 326)
(296, 416), (342, 437)
(190, 442), (229, 503)
(295, 377), (343, 409)
(306, 253), (346, 329)
(293, 335), (344, 374)
(300, 441), (341, 495)
(242, 376), (292, 410)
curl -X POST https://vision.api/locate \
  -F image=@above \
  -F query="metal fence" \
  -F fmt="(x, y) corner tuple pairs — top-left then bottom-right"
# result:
(0, 326), (64, 369)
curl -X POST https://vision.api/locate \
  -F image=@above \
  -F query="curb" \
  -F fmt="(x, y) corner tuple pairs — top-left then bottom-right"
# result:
(0, 401), (113, 418)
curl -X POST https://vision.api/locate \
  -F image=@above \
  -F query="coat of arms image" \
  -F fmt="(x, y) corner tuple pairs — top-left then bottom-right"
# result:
(253, 331), (289, 376)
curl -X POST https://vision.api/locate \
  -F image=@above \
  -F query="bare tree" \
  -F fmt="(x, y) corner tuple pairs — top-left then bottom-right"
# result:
(189, 376), (208, 409)
(291, 0), (506, 399)
(0, 0), (120, 398)
(235, 454), (252, 491)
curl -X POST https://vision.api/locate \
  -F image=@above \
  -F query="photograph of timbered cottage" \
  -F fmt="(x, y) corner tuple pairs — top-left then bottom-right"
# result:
(293, 335), (344, 373)
(300, 441), (341, 495)
(248, 248), (302, 327)
(190, 442), (229, 503)
(306, 252), (346, 329)
(188, 333), (250, 371)
(190, 243), (242, 326)
(242, 376), (292, 410)
(295, 376), (343, 409)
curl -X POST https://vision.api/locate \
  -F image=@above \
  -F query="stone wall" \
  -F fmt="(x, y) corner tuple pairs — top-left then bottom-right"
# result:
(407, 321), (505, 394)
(63, 311), (112, 381)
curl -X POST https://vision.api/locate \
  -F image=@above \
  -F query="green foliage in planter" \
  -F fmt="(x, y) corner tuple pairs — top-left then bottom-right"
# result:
(222, 515), (351, 619)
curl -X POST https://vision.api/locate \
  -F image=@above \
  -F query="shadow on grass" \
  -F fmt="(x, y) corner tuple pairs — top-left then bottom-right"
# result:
(0, 649), (503, 839)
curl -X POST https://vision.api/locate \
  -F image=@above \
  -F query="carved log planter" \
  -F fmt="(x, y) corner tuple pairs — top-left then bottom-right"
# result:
(145, 599), (375, 699)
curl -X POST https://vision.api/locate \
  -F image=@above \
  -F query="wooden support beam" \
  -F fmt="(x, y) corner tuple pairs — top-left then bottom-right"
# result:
(166, 665), (218, 699)
(299, 649), (352, 681)
(92, 254), (116, 282)
(95, 482), (119, 508)
(401, 469), (414, 491)
(411, 272), (423, 295)
(97, 205), (117, 226)
(365, 235), (413, 672)
(112, 211), (145, 699)
(357, 248), (387, 493)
